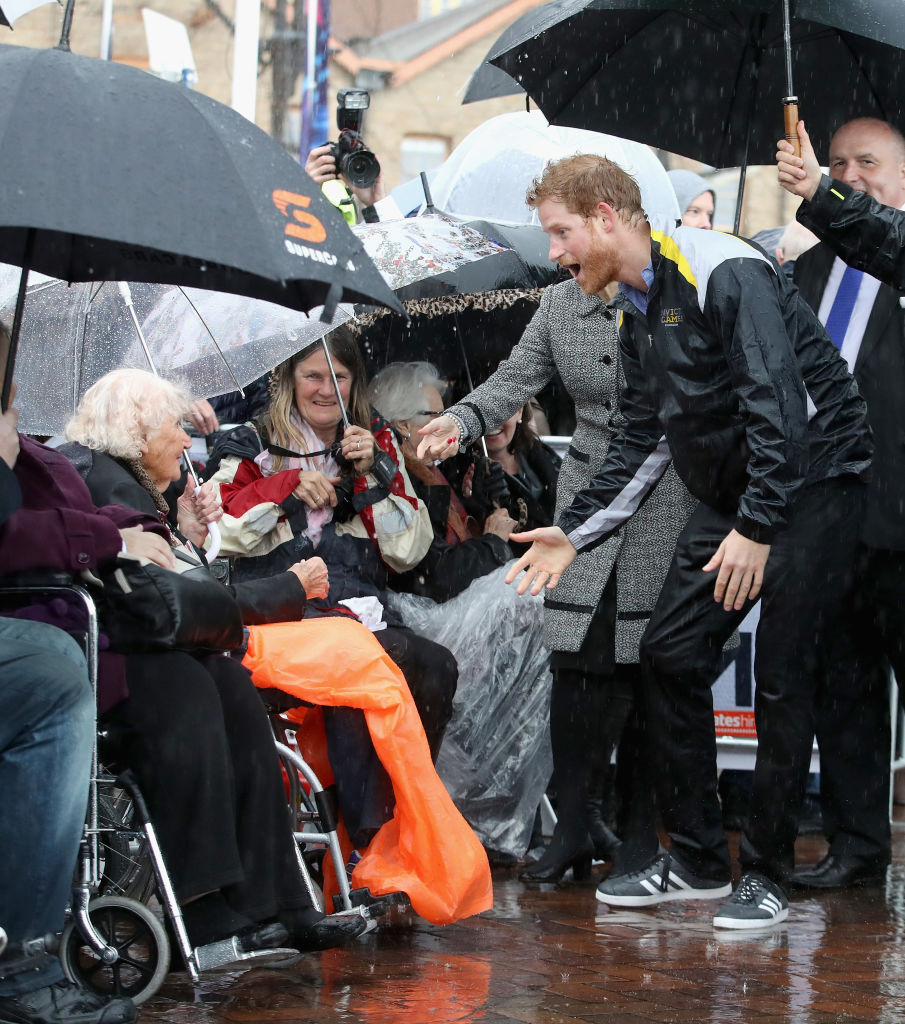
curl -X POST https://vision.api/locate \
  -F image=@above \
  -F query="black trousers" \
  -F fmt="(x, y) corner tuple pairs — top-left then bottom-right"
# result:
(640, 476), (865, 884)
(550, 662), (660, 869)
(324, 625), (458, 847)
(104, 652), (311, 920)
(817, 545), (900, 863)
(612, 673), (661, 872)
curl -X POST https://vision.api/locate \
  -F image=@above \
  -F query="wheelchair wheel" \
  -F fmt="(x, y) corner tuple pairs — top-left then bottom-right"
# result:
(96, 788), (155, 903)
(60, 896), (169, 1006)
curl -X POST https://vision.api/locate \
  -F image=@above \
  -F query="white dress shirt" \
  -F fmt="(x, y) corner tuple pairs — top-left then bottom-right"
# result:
(816, 259), (882, 372)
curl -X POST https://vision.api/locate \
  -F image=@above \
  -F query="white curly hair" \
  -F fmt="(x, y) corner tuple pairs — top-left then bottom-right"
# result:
(368, 361), (448, 423)
(65, 369), (192, 460)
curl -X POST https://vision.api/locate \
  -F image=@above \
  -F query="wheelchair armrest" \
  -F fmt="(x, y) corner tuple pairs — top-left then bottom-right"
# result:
(257, 686), (310, 715)
(0, 570), (78, 589)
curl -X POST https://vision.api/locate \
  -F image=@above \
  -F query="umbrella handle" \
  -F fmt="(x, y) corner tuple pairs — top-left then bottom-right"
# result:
(181, 450), (222, 561)
(205, 520), (222, 562)
(783, 97), (801, 158)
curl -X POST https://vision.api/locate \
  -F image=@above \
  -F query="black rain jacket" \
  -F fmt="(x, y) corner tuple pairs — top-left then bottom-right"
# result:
(797, 174), (905, 290)
(558, 220), (872, 551)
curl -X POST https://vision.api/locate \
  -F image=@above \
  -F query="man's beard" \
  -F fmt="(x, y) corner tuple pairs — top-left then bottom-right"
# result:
(575, 236), (620, 296)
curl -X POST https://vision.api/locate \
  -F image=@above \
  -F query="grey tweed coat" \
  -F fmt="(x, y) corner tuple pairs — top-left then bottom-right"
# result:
(447, 278), (697, 660)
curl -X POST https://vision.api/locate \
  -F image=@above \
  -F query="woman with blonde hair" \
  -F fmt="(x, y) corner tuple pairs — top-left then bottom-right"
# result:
(208, 329), (459, 845)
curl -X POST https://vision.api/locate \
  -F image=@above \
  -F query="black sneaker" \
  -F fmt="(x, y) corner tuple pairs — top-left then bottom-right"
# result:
(712, 871), (789, 930)
(595, 850), (732, 907)
(0, 978), (136, 1024)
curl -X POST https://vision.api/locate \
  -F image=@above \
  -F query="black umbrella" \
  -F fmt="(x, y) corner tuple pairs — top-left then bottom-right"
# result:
(354, 289), (551, 458)
(462, 0), (575, 106)
(354, 289), (545, 383)
(0, 12), (402, 407)
(486, 0), (905, 228)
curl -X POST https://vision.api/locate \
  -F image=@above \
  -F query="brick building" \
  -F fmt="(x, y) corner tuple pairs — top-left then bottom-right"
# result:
(5, 0), (798, 235)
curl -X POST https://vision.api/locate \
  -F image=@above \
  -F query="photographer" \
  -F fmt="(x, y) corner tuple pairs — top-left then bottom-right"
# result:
(305, 89), (384, 224)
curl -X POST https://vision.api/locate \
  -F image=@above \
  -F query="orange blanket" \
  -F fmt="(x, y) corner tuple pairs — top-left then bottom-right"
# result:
(243, 617), (493, 925)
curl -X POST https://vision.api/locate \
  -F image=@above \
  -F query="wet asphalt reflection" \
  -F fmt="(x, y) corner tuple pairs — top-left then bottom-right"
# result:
(137, 828), (905, 1023)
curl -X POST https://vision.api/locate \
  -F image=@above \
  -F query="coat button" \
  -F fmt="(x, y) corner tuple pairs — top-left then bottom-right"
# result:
(77, 552), (90, 565)
(602, 355), (612, 365)
(604, 401), (612, 411)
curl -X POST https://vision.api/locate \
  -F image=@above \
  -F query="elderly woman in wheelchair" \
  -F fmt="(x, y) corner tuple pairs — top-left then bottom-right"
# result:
(58, 366), (492, 931)
(0, 374), (366, 964)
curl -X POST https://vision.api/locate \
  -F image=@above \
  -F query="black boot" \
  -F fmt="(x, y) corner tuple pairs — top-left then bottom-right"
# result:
(519, 829), (593, 882)
(520, 670), (605, 884)
(279, 907), (368, 951)
(587, 793), (623, 862)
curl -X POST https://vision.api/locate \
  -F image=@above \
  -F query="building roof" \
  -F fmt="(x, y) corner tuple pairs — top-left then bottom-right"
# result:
(330, 0), (544, 88)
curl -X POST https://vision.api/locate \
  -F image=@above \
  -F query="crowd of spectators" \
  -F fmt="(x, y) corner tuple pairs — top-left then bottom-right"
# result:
(3, 123), (904, 1021)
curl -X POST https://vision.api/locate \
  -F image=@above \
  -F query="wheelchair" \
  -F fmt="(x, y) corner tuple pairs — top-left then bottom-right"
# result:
(0, 574), (402, 1005)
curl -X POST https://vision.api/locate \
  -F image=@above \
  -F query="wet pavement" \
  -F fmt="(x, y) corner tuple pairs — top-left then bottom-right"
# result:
(136, 828), (905, 1023)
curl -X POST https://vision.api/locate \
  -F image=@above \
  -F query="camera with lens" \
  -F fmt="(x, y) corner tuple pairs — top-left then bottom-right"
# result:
(324, 88), (381, 191)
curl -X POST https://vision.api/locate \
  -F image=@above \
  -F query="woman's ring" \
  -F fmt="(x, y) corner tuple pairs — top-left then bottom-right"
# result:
(356, 438), (361, 451)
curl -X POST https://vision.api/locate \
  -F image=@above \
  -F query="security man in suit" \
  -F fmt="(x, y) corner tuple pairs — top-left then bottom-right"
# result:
(789, 117), (905, 890)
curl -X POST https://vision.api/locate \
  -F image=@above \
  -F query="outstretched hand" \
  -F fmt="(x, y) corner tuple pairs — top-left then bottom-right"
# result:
(504, 526), (577, 596)
(776, 120), (821, 202)
(702, 529), (770, 611)
(417, 414), (461, 461)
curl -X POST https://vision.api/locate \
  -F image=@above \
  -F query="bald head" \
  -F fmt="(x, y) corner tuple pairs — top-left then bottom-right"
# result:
(829, 118), (905, 209)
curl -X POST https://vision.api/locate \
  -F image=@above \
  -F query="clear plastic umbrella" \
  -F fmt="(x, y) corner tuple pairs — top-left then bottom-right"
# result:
(408, 110), (680, 226)
(1, 271), (353, 436)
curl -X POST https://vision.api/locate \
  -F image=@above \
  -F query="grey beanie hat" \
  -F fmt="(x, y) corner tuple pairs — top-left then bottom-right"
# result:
(667, 169), (716, 217)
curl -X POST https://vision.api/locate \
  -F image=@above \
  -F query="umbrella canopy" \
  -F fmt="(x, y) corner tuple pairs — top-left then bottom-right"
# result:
(354, 289), (544, 384)
(0, 0), (58, 27)
(3, 274), (353, 435)
(351, 213), (562, 303)
(421, 110), (680, 225)
(462, 0), (571, 105)
(486, 0), (905, 170)
(0, 42), (402, 313)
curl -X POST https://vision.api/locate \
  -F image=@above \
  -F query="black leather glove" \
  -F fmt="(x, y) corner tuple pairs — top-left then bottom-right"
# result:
(472, 456), (511, 507)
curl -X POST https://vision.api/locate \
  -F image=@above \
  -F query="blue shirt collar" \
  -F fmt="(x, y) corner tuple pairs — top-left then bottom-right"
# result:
(617, 260), (654, 314)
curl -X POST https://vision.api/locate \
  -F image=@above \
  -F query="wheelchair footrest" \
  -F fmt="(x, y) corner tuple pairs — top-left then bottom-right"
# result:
(332, 887), (410, 916)
(192, 937), (297, 972)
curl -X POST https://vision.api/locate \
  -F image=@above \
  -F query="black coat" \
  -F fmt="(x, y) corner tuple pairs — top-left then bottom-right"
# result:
(59, 443), (309, 626)
(795, 242), (905, 550)
(500, 441), (561, 536)
(798, 175), (905, 290)
(559, 221), (872, 550)
(391, 465), (511, 603)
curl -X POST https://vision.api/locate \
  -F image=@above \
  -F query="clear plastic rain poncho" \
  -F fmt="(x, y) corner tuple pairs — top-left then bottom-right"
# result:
(388, 563), (552, 858)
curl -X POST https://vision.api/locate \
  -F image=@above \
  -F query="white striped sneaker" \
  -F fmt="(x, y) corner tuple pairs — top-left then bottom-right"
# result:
(712, 872), (789, 929)
(595, 851), (732, 907)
